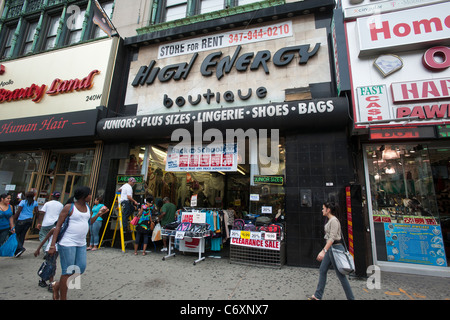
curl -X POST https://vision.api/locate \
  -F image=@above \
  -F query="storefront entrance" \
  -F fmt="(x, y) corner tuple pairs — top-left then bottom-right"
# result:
(365, 142), (450, 274)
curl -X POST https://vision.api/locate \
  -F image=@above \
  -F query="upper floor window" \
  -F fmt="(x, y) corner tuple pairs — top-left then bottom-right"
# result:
(165, 0), (188, 22)
(0, 0), (115, 60)
(43, 15), (61, 50)
(21, 21), (38, 55)
(1, 25), (16, 59)
(65, 7), (87, 45)
(158, 0), (264, 23)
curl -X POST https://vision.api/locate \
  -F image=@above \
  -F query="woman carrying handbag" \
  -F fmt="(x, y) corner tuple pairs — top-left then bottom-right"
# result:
(308, 202), (355, 300)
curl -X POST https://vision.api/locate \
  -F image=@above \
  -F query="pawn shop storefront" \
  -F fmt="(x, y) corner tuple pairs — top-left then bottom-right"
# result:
(96, 9), (354, 267)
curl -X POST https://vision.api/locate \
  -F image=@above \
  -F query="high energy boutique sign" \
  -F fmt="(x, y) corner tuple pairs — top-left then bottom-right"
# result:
(126, 17), (332, 115)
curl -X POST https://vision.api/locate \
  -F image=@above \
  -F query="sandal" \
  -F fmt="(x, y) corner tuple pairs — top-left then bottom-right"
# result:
(52, 281), (60, 300)
(307, 295), (319, 300)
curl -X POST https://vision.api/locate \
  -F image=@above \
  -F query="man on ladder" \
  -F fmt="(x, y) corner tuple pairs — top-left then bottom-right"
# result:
(119, 177), (139, 231)
(98, 177), (138, 252)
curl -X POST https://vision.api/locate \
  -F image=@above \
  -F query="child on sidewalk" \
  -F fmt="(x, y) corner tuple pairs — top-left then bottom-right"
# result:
(34, 227), (58, 292)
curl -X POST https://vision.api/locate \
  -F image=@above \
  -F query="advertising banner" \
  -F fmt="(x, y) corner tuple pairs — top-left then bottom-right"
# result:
(384, 223), (447, 267)
(166, 143), (238, 172)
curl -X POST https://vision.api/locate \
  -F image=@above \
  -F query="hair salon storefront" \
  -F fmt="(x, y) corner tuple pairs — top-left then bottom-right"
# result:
(0, 38), (120, 236)
(343, 1), (450, 276)
(96, 3), (354, 267)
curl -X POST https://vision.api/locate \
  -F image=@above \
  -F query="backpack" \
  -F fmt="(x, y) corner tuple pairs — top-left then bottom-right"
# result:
(37, 253), (58, 281)
(233, 219), (245, 230)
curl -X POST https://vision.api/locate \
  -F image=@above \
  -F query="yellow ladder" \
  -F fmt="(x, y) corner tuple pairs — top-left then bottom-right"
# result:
(99, 192), (135, 252)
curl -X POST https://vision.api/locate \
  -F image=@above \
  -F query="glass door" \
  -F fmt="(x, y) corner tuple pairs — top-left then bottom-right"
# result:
(365, 144), (448, 269)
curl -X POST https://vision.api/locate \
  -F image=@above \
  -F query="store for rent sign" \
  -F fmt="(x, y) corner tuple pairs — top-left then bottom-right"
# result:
(356, 2), (450, 56)
(158, 21), (293, 59)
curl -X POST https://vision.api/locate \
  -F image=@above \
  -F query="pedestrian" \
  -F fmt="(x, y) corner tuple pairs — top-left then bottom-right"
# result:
(0, 194), (15, 246)
(134, 196), (155, 256)
(13, 191), (39, 257)
(87, 195), (108, 251)
(37, 191), (63, 250)
(308, 202), (355, 300)
(158, 197), (176, 252)
(34, 227), (58, 291)
(118, 177), (139, 230)
(47, 186), (108, 300)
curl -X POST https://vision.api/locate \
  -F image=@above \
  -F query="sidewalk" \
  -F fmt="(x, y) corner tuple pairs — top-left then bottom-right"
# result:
(0, 240), (448, 301)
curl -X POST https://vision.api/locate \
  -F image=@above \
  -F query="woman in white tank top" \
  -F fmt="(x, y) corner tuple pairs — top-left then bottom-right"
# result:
(47, 186), (108, 300)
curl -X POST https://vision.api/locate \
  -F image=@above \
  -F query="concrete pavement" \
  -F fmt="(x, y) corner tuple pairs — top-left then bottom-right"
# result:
(0, 239), (449, 302)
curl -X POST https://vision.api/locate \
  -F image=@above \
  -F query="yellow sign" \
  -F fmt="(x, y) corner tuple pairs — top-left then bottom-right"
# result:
(240, 231), (250, 239)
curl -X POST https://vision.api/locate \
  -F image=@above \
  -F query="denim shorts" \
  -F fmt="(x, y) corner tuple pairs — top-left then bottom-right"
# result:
(57, 244), (87, 275)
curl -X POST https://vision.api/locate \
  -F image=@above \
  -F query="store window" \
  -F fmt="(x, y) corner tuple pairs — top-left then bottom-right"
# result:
(365, 144), (449, 268)
(117, 138), (285, 222)
(0, 151), (43, 196)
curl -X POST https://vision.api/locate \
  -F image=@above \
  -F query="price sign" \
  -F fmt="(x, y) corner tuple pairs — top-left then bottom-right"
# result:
(241, 231), (251, 239)
(250, 232), (262, 240)
(261, 206), (272, 214)
(175, 231), (185, 239)
(265, 232), (277, 241)
(230, 230), (241, 238)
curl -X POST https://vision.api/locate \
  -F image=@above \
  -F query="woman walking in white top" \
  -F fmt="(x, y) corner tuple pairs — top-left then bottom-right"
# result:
(308, 202), (354, 300)
(48, 187), (108, 300)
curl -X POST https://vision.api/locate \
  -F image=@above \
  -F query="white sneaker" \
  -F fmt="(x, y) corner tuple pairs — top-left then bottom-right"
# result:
(161, 247), (168, 252)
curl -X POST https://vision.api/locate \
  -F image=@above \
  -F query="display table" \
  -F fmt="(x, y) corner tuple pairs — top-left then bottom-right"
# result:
(161, 227), (210, 265)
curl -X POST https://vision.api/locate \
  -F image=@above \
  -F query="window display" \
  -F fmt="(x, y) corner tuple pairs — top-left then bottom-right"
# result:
(366, 144), (448, 267)
(117, 139), (286, 264)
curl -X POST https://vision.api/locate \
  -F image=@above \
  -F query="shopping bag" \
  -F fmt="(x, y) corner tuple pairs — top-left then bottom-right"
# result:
(130, 216), (139, 226)
(331, 246), (355, 275)
(0, 233), (18, 257)
(152, 223), (162, 242)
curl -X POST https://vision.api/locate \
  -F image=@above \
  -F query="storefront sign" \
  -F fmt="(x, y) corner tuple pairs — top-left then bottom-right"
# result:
(166, 144), (238, 172)
(133, 43), (320, 86)
(0, 67), (101, 104)
(346, 187), (354, 257)
(369, 126), (436, 140)
(356, 2), (450, 55)
(158, 21), (293, 59)
(0, 109), (99, 142)
(97, 98), (349, 141)
(1, 38), (117, 122)
(253, 175), (284, 185)
(116, 175), (144, 184)
(356, 85), (391, 122)
(391, 78), (450, 103)
(341, 0), (446, 19)
(437, 124), (450, 137)
(384, 223), (447, 267)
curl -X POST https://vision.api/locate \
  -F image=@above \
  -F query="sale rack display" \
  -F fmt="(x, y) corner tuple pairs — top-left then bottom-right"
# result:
(229, 220), (286, 268)
(161, 209), (226, 265)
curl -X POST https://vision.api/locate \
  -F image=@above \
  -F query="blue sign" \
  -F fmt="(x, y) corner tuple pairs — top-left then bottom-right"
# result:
(384, 223), (447, 267)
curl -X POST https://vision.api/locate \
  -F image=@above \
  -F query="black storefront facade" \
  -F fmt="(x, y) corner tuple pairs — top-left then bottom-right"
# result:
(96, 1), (356, 268)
